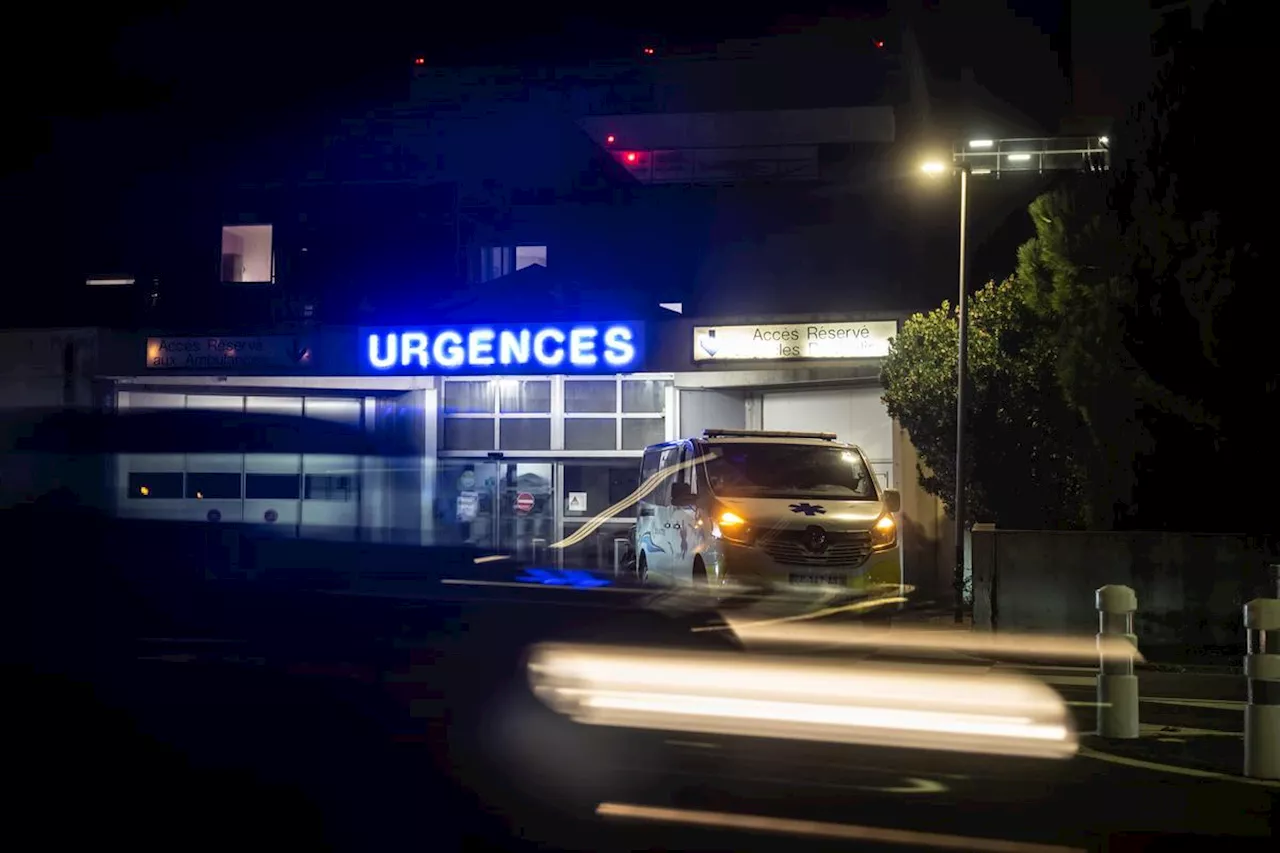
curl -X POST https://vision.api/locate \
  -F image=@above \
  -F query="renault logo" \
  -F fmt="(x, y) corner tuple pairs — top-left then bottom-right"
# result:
(804, 525), (828, 554)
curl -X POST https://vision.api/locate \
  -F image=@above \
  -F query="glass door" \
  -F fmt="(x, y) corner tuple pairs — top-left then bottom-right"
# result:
(557, 460), (642, 573)
(437, 460), (556, 561)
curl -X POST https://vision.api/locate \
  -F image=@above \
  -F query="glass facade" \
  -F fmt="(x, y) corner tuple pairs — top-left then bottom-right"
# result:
(438, 375), (672, 453)
(115, 392), (368, 538)
(436, 374), (674, 570)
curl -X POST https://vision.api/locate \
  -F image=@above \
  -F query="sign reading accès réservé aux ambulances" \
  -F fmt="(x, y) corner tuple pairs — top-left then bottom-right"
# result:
(692, 320), (897, 362)
(146, 336), (314, 370)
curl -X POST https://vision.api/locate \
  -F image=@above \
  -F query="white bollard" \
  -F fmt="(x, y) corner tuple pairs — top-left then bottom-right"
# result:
(1096, 584), (1140, 739)
(1244, 597), (1280, 780)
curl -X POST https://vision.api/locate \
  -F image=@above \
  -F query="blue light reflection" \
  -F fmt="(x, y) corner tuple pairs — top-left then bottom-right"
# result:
(515, 568), (614, 589)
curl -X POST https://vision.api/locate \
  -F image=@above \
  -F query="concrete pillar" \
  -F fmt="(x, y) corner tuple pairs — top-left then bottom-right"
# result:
(1096, 584), (1139, 739)
(1244, 597), (1280, 780)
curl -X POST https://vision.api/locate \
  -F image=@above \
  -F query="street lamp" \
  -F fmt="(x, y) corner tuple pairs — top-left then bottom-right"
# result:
(921, 158), (972, 624)
(922, 135), (1109, 623)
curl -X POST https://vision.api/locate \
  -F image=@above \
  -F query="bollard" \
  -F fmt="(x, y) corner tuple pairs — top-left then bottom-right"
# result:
(1096, 584), (1140, 739)
(1243, 597), (1280, 780)
(613, 537), (630, 578)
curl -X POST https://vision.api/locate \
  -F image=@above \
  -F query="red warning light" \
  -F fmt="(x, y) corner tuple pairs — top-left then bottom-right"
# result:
(642, 47), (655, 56)
(873, 40), (885, 49)
(624, 151), (638, 163)
(414, 57), (426, 66)
(606, 134), (616, 145)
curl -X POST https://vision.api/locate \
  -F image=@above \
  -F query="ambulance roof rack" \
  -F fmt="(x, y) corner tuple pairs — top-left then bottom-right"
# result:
(703, 429), (839, 441)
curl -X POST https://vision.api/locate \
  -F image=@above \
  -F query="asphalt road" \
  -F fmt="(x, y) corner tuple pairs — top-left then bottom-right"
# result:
(8, 566), (1277, 853)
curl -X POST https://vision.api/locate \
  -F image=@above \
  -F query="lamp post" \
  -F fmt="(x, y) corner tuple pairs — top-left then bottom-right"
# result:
(921, 135), (1109, 623)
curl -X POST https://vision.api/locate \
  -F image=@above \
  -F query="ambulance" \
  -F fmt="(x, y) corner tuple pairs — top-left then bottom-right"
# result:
(634, 429), (901, 593)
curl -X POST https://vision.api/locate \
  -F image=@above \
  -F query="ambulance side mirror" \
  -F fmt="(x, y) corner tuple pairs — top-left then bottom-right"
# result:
(883, 489), (901, 514)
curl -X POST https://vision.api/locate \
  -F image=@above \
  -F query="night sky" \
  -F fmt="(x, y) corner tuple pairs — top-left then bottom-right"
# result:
(12, 1), (1066, 170)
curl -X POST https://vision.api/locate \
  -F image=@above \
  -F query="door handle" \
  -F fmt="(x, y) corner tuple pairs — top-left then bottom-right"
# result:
(639, 507), (655, 517)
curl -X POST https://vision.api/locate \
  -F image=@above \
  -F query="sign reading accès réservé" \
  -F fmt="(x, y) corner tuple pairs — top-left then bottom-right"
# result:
(146, 336), (314, 370)
(692, 320), (897, 362)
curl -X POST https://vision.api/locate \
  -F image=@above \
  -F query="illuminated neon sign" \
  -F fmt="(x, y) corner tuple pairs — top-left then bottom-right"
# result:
(361, 322), (644, 374)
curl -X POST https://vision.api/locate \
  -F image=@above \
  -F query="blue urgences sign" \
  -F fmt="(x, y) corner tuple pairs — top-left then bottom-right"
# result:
(361, 322), (643, 375)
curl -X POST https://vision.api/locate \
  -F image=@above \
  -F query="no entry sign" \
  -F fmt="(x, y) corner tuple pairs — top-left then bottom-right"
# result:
(514, 492), (535, 514)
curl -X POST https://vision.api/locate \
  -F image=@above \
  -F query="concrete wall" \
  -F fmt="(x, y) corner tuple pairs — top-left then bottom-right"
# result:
(971, 528), (1278, 650)
(895, 421), (951, 598)
(678, 388), (746, 437)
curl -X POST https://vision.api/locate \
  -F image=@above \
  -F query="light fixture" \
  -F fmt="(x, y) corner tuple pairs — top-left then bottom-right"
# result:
(968, 139), (994, 149)
(921, 160), (947, 175)
(1006, 153), (1032, 162)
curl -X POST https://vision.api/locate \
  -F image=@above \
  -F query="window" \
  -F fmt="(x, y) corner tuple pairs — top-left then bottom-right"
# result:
(499, 379), (551, 414)
(653, 445), (681, 506)
(221, 224), (274, 283)
(678, 443), (698, 494)
(704, 444), (878, 500)
(639, 448), (662, 485)
(562, 462), (640, 518)
(443, 381), (496, 414)
(474, 245), (548, 282)
(565, 380), (616, 413)
(128, 472), (183, 499)
(622, 379), (666, 413)
(186, 472), (242, 500)
(622, 418), (665, 450)
(443, 419), (495, 451)
(500, 419), (552, 450)
(515, 245), (547, 270)
(565, 418), (616, 450)
(564, 376), (669, 452)
(305, 474), (355, 501)
(247, 473), (301, 500)
(440, 375), (671, 454)
(440, 378), (552, 452)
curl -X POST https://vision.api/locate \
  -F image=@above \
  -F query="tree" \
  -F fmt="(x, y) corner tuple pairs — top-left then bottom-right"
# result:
(886, 3), (1275, 533)
(881, 278), (1087, 530)
(1020, 0), (1272, 531)
(1012, 183), (1217, 529)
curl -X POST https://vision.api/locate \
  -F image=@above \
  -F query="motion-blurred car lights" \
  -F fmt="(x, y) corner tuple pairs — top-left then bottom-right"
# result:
(527, 644), (1077, 759)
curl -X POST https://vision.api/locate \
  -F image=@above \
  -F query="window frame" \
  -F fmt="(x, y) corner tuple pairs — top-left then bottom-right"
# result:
(439, 374), (673, 455)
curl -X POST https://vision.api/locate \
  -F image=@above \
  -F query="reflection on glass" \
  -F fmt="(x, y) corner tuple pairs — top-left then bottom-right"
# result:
(246, 473), (301, 500)
(622, 418), (665, 450)
(499, 379), (552, 414)
(705, 444), (877, 500)
(565, 418), (616, 450)
(127, 472), (183, 499)
(565, 380), (617, 413)
(442, 419), (495, 451)
(443, 380), (496, 414)
(186, 472), (242, 500)
(621, 379), (668, 413)
(500, 419), (552, 450)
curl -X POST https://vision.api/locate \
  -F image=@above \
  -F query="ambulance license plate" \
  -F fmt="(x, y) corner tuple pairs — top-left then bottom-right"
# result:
(789, 573), (846, 586)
